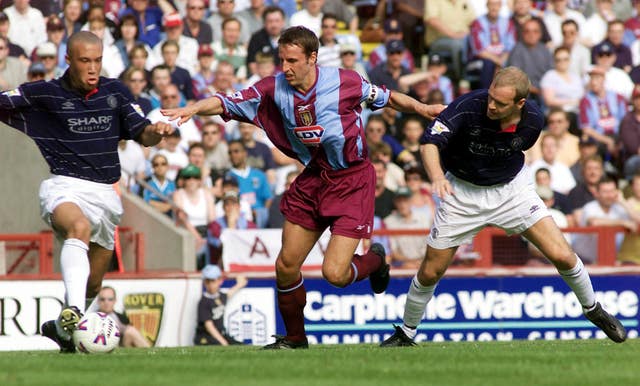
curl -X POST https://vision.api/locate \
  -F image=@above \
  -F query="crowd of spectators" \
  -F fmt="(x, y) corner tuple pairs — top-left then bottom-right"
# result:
(3, 0), (640, 267)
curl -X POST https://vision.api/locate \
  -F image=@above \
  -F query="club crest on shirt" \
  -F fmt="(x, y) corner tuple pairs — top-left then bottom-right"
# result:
(294, 125), (324, 146)
(107, 95), (118, 108)
(430, 121), (450, 135)
(297, 104), (314, 126)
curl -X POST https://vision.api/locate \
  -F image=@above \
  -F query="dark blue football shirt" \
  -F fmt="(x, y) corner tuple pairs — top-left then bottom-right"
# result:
(0, 72), (150, 184)
(420, 89), (544, 186)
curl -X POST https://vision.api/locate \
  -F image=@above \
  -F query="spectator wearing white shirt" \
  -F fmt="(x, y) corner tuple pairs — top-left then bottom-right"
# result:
(4, 0), (47, 56)
(572, 176), (636, 263)
(543, 0), (587, 47)
(290, 0), (324, 37)
(147, 84), (201, 152)
(530, 133), (577, 194)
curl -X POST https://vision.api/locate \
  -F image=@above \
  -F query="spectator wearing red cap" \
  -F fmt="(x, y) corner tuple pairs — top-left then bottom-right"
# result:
(192, 44), (218, 100)
(118, 0), (175, 48)
(367, 18), (415, 73)
(183, 0), (213, 45)
(153, 12), (199, 75)
(212, 17), (248, 81)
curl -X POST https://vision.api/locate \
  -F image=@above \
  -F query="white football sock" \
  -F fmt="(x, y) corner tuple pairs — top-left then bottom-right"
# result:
(402, 275), (437, 337)
(558, 255), (596, 310)
(60, 238), (90, 313)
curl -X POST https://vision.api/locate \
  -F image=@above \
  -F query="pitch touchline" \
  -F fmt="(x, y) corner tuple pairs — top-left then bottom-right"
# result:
(305, 320), (639, 331)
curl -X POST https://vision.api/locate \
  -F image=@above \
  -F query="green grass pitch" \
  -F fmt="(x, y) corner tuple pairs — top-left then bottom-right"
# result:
(1, 340), (638, 386)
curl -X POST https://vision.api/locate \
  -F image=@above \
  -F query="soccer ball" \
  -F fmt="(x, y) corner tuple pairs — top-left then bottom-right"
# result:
(72, 312), (121, 354)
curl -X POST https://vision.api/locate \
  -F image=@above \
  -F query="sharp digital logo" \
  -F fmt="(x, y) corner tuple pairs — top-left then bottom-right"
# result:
(124, 292), (164, 346)
(227, 304), (268, 344)
(61, 101), (75, 110)
(294, 125), (324, 146)
(67, 115), (113, 133)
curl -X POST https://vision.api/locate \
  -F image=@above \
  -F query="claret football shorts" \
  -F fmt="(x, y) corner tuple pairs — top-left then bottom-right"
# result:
(39, 175), (123, 250)
(281, 162), (376, 239)
(427, 167), (550, 249)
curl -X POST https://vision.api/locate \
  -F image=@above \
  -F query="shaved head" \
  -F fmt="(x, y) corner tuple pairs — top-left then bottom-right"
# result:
(67, 31), (102, 57)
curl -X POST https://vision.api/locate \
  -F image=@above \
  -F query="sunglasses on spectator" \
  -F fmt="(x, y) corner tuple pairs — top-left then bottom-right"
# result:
(153, 162), (168, 167)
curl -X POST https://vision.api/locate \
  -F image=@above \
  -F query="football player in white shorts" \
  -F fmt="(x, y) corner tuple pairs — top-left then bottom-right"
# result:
(0, 31), (174, 352)
(381, 67), (627, 346)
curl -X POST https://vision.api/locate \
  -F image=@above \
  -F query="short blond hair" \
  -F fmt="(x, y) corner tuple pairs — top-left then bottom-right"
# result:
(491, 66), (531, 102)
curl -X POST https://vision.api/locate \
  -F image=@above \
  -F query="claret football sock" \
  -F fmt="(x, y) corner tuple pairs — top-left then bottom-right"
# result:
(558, 255), (596, 309)
(350, 248), (384, 283)
(403, 275), (437, 330)
(277, 275), (307, 342)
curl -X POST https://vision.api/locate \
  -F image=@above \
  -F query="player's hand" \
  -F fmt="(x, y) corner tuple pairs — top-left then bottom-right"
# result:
(161, 106), (196, 126)
(151, 122), (175, 137)
(432, 176), (453, 199)
(423, 104), (447, 120)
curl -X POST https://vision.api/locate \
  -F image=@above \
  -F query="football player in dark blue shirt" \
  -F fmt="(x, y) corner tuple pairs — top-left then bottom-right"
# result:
(0, 31), (175, 353)
(381, 67), (627, 347)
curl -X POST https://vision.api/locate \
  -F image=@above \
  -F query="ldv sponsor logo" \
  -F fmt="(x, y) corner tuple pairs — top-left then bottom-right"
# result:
(294, 125), (324, 145)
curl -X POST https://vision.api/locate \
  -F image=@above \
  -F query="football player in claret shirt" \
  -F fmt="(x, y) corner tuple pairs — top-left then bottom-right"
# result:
(0, 31), (174, 353)
(163, 26), (444, 349)
(380, 67), (627, 347)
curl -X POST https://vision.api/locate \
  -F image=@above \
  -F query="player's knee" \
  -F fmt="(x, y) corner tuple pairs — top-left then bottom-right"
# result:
(322, 266), (350, 287)
(275, 256), (299, 277)
(417, 266), (444, 286)
(67, 218), (91, 240)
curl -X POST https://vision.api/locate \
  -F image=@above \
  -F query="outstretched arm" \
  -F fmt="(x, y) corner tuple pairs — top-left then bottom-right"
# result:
(136, 122), (175, 147)
(386, 91), (446, 121)
(161, 96), (225, 126)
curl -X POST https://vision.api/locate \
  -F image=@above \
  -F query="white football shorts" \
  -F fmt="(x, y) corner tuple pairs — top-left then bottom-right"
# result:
(427, 167), (550, 250)
(39, 175), (123, 250)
